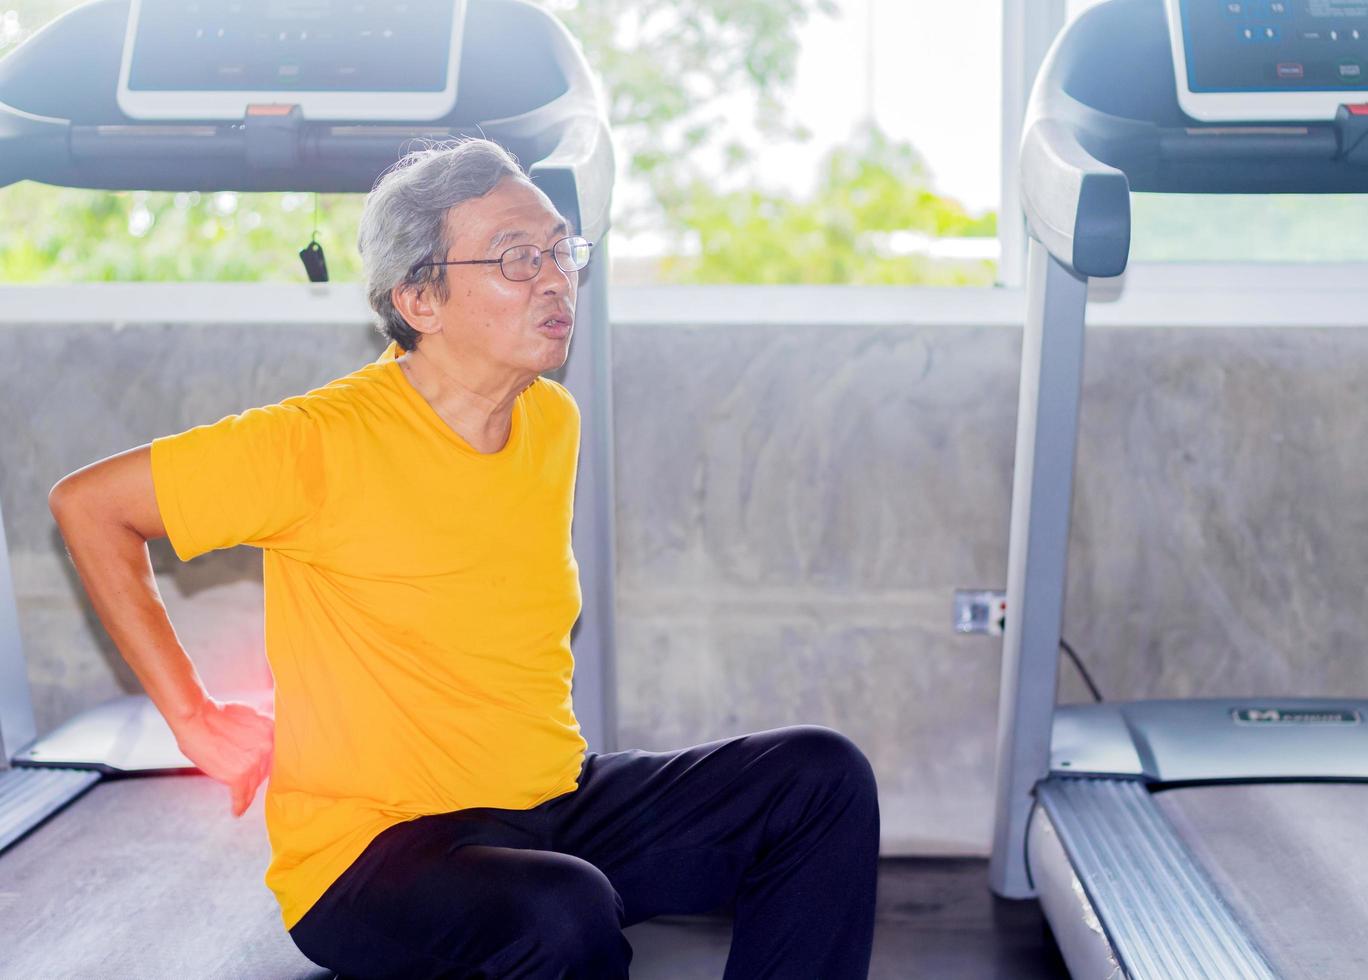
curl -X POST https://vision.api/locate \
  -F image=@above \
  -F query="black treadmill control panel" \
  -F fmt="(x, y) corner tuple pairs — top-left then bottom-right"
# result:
(126, 0), (455, 92)
(1181, 0), (1368, 91)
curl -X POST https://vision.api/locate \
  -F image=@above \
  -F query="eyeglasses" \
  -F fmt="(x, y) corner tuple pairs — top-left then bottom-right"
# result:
(413, 236), (594, 283)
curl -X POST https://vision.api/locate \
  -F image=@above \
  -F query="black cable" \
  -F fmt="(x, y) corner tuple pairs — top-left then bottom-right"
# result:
(1059, 638), (1104, 703)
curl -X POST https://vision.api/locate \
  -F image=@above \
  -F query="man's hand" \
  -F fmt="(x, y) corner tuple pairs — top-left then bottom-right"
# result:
(172, 698), (275, 817)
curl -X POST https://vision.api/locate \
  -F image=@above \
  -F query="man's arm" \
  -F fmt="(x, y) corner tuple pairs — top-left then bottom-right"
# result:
(48, 445), (273, 817)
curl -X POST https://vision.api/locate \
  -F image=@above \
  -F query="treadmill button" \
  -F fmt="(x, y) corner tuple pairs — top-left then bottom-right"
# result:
(1276, 62), (1305, 80)
(1339, 60), (1365, 82)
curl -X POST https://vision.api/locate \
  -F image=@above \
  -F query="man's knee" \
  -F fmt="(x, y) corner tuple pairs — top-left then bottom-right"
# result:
(769, 725), (877, 796)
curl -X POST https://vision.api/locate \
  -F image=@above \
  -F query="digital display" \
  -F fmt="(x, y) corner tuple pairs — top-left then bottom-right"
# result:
(1181, 0), (1368, 91)
(126, 0), (455, 93)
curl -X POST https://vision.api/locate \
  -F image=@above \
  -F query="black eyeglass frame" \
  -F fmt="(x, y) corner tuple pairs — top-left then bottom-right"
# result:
(411, 235), (594, 283)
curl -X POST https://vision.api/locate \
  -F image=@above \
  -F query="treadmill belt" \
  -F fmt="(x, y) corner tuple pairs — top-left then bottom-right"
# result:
(0, 774), (332, 978)
(1155, 782), (1368, 980)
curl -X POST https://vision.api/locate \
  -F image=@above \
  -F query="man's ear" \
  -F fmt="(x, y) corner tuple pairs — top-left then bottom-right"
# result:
(391, 281), (441, 340)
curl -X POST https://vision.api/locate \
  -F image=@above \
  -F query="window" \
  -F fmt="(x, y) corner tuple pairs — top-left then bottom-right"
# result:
(0, 0), (1003, 286)
(609, 0), (1003, 286)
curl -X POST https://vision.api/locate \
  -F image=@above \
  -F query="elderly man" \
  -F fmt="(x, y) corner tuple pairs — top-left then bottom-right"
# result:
(47, 139), (879, 979)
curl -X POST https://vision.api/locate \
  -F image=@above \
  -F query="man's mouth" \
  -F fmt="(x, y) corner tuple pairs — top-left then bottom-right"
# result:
(538, 314), (573, 339)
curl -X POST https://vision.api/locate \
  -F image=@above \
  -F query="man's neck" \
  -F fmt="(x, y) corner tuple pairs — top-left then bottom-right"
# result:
(397, 346), (533, 454)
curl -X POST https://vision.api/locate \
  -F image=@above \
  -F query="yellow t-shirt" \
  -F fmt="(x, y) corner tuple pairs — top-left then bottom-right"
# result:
(149, 341), (587, 930)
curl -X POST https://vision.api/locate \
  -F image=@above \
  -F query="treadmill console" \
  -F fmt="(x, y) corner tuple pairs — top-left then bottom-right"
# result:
(117, 0), (466, 121)
(1167, 0), (1368, 120)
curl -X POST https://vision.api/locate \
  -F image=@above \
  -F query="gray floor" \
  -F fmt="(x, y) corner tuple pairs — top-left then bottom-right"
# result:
(0, 773), (1065, 979)
(627, 859), (1066, 979)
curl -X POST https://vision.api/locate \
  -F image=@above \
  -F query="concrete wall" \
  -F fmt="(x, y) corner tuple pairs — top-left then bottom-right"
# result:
(5, 309), (1368, 855)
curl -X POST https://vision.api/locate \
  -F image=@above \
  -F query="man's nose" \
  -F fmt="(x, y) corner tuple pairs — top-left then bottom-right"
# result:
(535, 252), (572, 292)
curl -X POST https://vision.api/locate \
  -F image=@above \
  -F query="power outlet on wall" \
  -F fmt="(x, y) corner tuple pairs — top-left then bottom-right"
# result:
(953, 589), (1008, 636)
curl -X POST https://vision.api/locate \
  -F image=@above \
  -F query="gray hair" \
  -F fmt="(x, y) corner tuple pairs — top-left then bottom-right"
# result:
(357, 138), (525, 352)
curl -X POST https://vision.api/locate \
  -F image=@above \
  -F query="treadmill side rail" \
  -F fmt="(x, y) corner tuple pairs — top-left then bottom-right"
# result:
(0, 501), (36, 762)
(1028, 809), (1125, 980)
(0, 767), (101, 855)
(1037, 777), (1276, 980)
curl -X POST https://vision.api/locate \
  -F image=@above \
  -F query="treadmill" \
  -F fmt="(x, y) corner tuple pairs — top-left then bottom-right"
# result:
(0, 1), (613, 973)
(991, 1), (1368, 977)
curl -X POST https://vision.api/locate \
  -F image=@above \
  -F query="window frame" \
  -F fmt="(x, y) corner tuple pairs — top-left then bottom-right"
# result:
(3, 270), (1367, 329)
(999, 0), (1066, 288)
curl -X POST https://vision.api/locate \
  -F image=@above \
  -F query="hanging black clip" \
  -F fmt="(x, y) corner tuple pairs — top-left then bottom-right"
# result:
(300, 192), (329, 282)
(299, 239), (329, 282)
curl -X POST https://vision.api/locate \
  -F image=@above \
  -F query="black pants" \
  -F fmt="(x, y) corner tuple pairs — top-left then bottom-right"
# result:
(289, 725), (880, 979)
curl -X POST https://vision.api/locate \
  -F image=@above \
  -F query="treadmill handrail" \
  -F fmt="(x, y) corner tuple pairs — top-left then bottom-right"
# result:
(1019, 117), (1131, 279)
(0, 99), (70, 190)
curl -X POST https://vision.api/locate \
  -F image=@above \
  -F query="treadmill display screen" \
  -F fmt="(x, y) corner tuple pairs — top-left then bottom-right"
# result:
(126, 1), (456, 92)
(1180, 0), (1368, 91)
